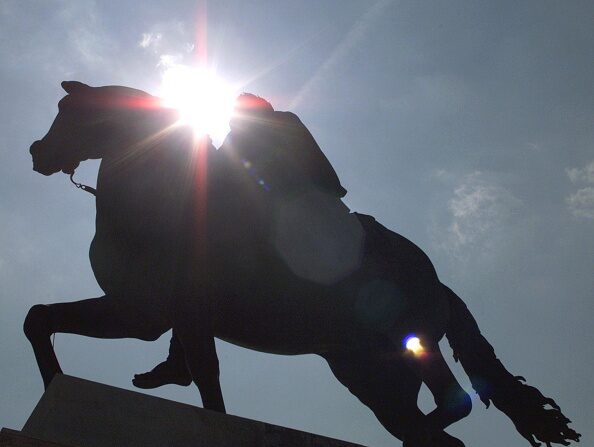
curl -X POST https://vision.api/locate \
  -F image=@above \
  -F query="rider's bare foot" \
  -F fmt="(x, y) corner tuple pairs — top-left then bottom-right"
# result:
(132, 360), (192, 389)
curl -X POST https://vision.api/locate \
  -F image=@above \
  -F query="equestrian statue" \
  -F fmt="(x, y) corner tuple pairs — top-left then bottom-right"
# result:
(24, 81), (580, 447)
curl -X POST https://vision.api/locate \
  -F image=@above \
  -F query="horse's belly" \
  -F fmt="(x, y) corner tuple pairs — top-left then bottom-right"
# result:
(212, 277), (368, 355)
(215, 322), (346, 356)
(213, 213), (450, 356)
(213, 299), (317, 354)
(216, 332), (309, 355)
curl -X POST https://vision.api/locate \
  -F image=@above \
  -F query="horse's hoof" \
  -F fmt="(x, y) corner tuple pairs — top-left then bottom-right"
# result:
(403, 430), (465, 447)
(132, 360), (192, 389)
(24, 305), (51, 341)
(433, 431), (465, 447)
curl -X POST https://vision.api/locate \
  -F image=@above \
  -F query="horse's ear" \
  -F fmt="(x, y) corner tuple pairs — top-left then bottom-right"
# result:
(61, 81), (90, 94)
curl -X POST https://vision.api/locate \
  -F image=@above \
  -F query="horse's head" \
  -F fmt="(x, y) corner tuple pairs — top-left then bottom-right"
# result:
(30, 81), (177, 176)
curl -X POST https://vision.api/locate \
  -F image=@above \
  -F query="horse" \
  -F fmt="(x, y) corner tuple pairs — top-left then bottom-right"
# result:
(24, 81), (579, 447)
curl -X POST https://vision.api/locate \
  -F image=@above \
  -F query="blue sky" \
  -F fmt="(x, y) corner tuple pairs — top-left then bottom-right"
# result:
(1, 1), (592, 446)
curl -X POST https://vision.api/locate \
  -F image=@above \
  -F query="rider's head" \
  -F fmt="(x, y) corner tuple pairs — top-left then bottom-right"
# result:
(230, 93), (273, 131)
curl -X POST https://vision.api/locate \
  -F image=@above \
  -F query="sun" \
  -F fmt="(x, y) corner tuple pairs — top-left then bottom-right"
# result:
(159, 65), (238, 144)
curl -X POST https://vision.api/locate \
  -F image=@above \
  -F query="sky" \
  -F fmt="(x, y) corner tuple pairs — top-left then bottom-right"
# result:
(1, 1), (592, 446)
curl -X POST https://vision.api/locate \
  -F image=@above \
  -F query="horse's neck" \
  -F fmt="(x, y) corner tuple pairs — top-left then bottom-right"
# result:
(94, 128), (197, 236)
(98, 124), (194, 184)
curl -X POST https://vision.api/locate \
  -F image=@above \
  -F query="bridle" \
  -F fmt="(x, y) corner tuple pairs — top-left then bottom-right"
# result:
(69, 172), (96, 196)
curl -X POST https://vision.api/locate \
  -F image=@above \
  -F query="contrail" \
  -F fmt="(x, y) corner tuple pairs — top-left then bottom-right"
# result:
(290, 0), (395, 109)
(239, 24), (333, 89)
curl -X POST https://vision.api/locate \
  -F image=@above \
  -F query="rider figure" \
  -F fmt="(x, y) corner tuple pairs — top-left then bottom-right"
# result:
(223, 93), (346, 198)
(133, 93), (349, 389)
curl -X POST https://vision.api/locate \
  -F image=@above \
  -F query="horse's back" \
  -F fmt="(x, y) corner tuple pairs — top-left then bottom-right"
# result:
(213, 211), (449, 355)
(354, 213), (438, 285)
(346, 213), (449, 342)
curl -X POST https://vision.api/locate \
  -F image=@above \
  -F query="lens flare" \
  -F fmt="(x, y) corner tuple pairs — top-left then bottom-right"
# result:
(159, 65), (238, 144)
(404, 335), (424, 356)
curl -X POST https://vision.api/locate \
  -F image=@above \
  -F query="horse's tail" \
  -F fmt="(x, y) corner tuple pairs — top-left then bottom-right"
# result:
(443, 284), (580, 446)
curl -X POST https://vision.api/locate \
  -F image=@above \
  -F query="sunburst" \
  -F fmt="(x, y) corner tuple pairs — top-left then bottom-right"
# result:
(159, 65), (238, 144)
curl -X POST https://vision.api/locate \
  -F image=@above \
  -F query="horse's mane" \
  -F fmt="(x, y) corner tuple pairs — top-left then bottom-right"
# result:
(60, 83), (161, 113)
(54, 82), (186, 175)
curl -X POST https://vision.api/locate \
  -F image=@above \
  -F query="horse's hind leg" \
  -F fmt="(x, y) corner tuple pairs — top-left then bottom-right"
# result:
(24, 295), (169, 388)
(324, 351), (465, 446)
(404, 341), (471, 433)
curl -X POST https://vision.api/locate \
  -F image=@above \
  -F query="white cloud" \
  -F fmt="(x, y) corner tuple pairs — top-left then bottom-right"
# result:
(566, 187), (594, 219)
(157, 54), (185, 69)
(566, 161), (594, 185)
(0, 0), (116, 77)
(138, 20), (194, 68)
(57, 0), (115, 70)
(139, 32), (162, 49)
(565, 161), (594, 219)
(433, 171), (522, 260)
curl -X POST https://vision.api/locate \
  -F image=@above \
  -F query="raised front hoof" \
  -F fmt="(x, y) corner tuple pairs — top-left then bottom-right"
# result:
(23, 304), (52, 341)
(403, 430), (465, 447)
(132, 360), (192, 389)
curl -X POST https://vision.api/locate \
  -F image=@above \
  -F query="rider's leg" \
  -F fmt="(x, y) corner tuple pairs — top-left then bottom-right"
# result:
(132, 331), (192, 389)
(24, 295), (170, 389)
(169, 293), (226, 413)
(324, 351), (465, 446)
(404, 340), (472, 432)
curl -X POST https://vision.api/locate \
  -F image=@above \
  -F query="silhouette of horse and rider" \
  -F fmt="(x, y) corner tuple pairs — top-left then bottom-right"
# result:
(25, 81), (580, 447)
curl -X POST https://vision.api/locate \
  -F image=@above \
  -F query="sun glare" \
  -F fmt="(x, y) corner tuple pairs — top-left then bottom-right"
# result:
(159, 65), (237, 144)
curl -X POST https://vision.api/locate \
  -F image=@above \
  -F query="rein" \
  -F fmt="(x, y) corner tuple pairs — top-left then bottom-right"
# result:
(69, 172), (96, 196)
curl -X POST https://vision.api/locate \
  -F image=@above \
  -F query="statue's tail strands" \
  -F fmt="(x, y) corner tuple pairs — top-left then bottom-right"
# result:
(443, 286), (581, 446)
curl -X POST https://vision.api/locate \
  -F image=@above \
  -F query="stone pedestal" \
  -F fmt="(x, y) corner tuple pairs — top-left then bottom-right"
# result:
(1, 375), (364, 447)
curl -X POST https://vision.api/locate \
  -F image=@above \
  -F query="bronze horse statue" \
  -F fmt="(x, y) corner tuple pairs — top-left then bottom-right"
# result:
(25, 81), (579, 447)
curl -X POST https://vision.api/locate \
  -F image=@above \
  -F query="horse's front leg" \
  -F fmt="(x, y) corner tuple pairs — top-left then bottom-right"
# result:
(24, 295), (170, 389)
(170, 293), (226, 413)
(24, 304), (61, 388)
